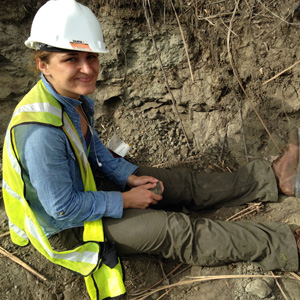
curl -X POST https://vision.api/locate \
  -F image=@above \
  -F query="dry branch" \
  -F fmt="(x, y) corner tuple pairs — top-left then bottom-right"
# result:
(262, 59), (300, 86)
(0, 231), (10, 238)
(290, 272), (300, 281)
(169, 0), (194, 82)
(130, 274), (283, 300)
(270, 271), (289, 300)
(151, 155), (203, 168)
(156, 289), (172, 300)
(159, 260), (169, 284)
(0, 246), (47, 281)
(219, 123), (228, 162)
(143, 0), (191, 149)
(226, 202), (263, 221)
(235, 98), (249, 163)
(257, 0), (299, 25)
(130, 262), (184, 297)
(125, 259), (152, 289)
(226, 0), (281, 153)
(198, 12), (236, 20)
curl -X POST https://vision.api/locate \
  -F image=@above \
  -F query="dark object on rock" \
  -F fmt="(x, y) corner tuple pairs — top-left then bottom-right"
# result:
(149, 181), (162, 195)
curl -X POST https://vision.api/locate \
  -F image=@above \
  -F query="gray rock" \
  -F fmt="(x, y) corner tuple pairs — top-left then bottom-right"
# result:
(245, 279), (273, 298)
(149, 181), (162, 196)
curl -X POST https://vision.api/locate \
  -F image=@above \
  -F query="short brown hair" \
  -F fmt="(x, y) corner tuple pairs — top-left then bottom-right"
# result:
(33, 50), (53, 64)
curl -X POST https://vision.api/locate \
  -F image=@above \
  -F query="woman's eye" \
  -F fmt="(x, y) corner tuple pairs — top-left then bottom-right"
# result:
(88, 55), (98, 60)
(66, 57), (76, 62)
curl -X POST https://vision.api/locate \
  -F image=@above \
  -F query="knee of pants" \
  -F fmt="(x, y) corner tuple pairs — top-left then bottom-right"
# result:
(102, 208), (169, 255)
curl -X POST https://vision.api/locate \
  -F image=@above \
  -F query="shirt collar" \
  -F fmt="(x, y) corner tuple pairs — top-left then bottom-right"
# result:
(41, 73), (81, 108)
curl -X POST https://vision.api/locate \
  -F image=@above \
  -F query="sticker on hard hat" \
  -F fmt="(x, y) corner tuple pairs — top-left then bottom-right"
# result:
(70, 40), (92, 51)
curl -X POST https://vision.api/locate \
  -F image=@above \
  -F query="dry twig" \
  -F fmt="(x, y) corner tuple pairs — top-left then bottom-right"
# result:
(129, 262), (184, 297)
(226, 202), (263, 221)
(151, 155), (203, 168)
(262, 59), (300, 86)
(156, 289), (172, 300)
(170, 264), (192, 279)
(159, 260), (169, 284)
(235, 98), (249, 163)
(130, 274), (282, 300)
(125, 259), (152, 289)
(226, 0), (280, 153)
(169, 0), (194, 82)
(0, 246), (47, 281)
(219, 123), (228, 162)
(289, 272), (300, 281)
(270, 271), (289, 300)
(0, 231), (10, 238)
(143, 0), (191, 149)
(211, 163), (233, 172)
(257, 0), (299, 25)
(198, 12), (237, 20)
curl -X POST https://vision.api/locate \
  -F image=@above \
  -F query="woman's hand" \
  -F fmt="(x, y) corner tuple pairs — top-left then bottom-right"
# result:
(126, 174), (164, 191)
(122, 183), (163, 209)
(123, 174), (164, 209)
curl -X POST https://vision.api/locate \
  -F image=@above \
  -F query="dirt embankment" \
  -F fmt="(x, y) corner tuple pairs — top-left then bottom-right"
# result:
(1, 1), (300, 299)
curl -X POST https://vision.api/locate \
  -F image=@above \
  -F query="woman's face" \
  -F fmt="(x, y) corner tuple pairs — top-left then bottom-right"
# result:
(37, 51), (100, 99)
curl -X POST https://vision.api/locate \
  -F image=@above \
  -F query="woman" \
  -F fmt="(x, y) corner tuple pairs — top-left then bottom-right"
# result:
(3, 0), (300, 299)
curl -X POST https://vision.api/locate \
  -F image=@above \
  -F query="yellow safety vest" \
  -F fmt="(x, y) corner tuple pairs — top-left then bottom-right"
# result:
(2, 80), (126, 300)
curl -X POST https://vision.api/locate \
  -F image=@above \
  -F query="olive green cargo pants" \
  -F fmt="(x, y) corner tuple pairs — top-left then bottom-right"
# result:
(51, 160), (299, 271)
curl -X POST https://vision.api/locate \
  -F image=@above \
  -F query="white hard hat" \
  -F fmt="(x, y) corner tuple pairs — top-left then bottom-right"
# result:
(25, 0), (108, 53)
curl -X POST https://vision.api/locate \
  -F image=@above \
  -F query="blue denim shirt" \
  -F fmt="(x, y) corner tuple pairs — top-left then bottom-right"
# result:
(14, 74), (138, 237)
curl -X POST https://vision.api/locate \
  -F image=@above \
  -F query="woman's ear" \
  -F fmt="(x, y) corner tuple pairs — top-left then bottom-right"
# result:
(36, 58), (50, 76)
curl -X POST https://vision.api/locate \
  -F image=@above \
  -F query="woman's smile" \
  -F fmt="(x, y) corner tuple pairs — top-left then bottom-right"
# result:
(38, 51), (100, 99)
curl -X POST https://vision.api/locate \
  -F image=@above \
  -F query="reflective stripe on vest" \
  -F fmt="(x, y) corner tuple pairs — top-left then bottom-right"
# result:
(2, 80), (126, 299)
